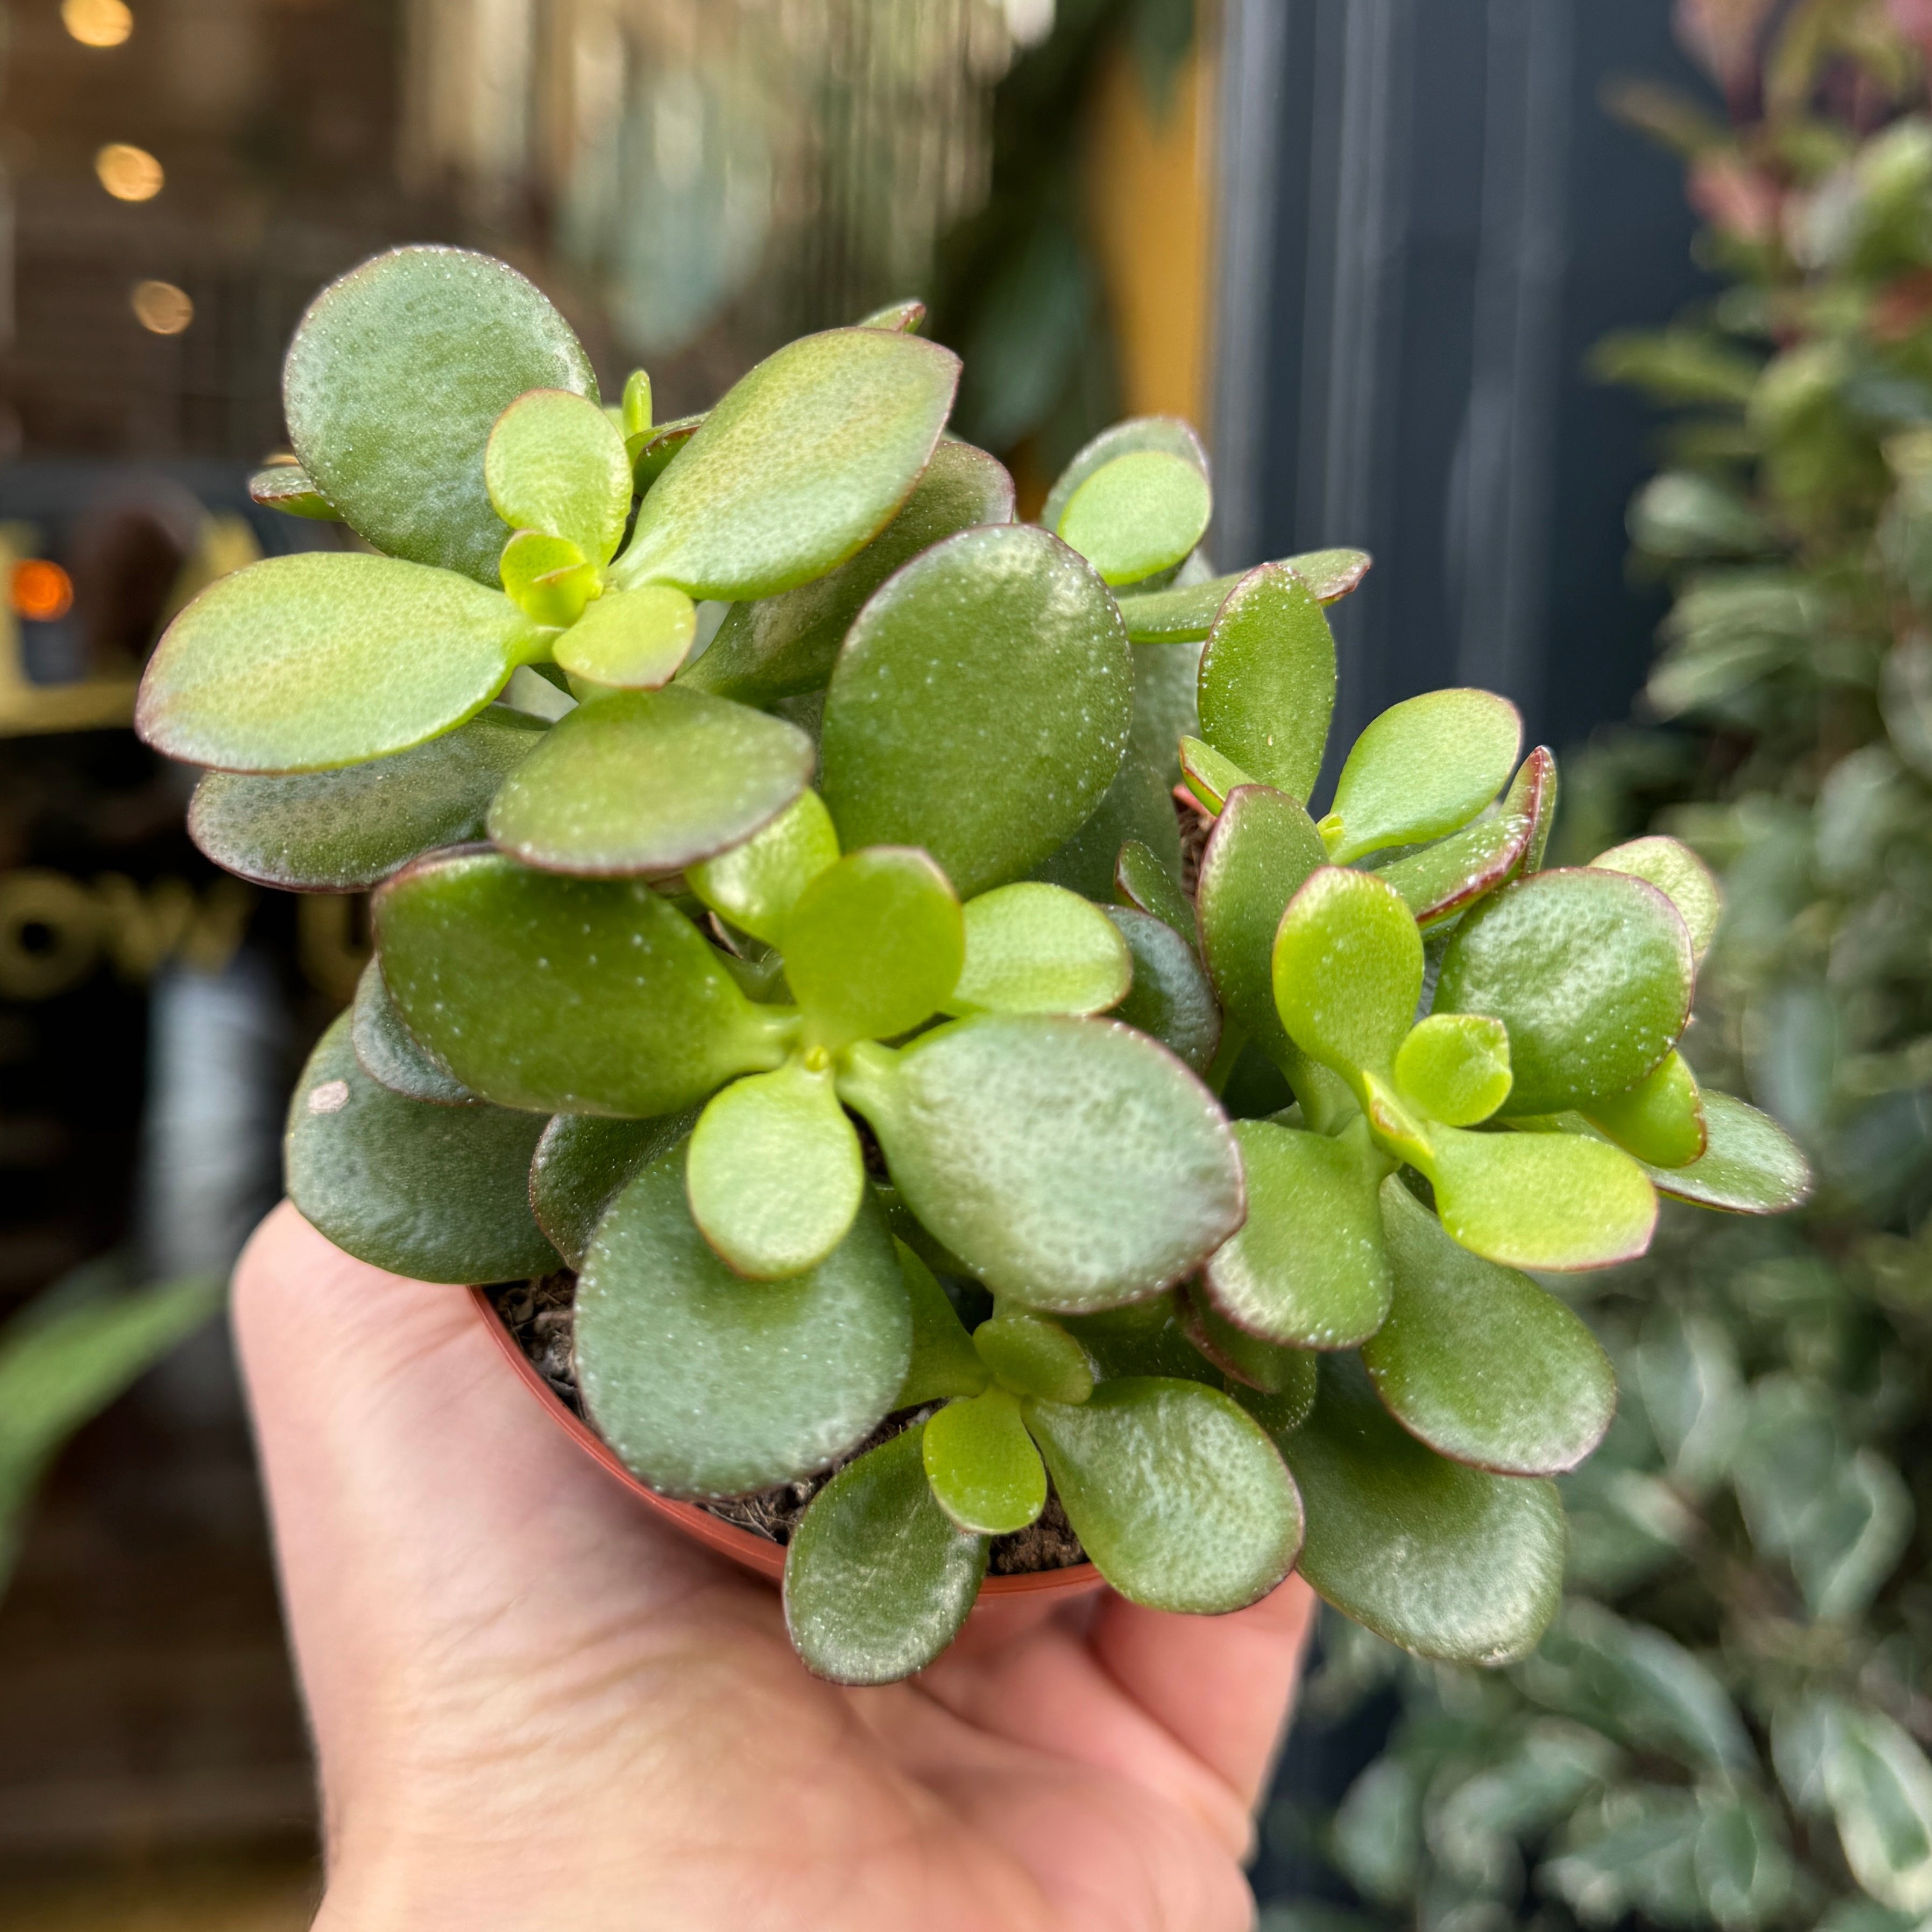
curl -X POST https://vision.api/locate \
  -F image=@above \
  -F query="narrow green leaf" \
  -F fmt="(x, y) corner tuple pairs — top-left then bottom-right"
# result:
(350, 958), (476, 1106)
(1365, 1178), (1617, 1474)
(893, 1240), (990, 1407)
(839, 1016), (1244, 1310)
(575, 1156), (910, 1498)
(138, 553), (533, 773)
(1115, 838), (1198, 943)
(1591, 834), (1723, 963)
(1204, 1117), (1393, 1348)
(614, 329), (960, 601)
(784, 847), (964, 1052)
(685, 1060), (865, 1279)
(485, 387), (633, 565)
(1376, 747), (1555, 927)
(1041, 415), (1208, 535)
(1273, 1355), (1566, 1664)
(1435, 868), (1695, 1115)
(1429, 1126), (1658, 1271)
(1196, 563), (1337, 803)
(1640, 1089), (1814, 1212)
(1394, 1013), (1512, 1127)
(784, 1425), (988, 1685)
(620, 368), (652, 438)
(1057, 450), (1212, 588)
(820, 523), (1133, 898)
(923, 1389), (1046, 1534)
(485, 685), (814, 876)
(1106, 905), (1220, 1075)
(1272, 866), (1424, 1081)
(375, 849), (796, 1116)
(529, 1110), (695, 1270)
(687, 789), (841, 946)
(248, 462), (340, 520)
(1180, 1284), (1322, 1398)
(285, 1011), (558, 1283)
(947, 883), (1130, 1017)
(1026, 1378), (1303, 1612)
(285, 245), (598, 583)
(553, 586), (697, 690)
(1115, 548), (1373, 643)
(973, 1312), (1094, 1404)
(1322, 690), (1523, 865)
(1178, 735), (1253, 812)
(1582, 1051), (1707, 1167)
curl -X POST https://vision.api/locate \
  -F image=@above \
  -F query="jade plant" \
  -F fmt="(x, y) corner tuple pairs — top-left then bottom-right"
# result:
(141, 243), (1814, 1685)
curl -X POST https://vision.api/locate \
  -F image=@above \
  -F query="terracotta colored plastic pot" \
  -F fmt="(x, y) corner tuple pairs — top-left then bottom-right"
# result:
(471, 1289), (1106, 1625)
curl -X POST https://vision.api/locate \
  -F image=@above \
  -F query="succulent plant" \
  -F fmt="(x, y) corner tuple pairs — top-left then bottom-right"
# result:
(145, 244), (1813, 1686)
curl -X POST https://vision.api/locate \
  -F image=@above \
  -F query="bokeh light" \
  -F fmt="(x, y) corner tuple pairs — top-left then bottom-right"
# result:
(60, 0), (132, 46)
(10, 560), (75, 622)
(95, 142), (163, 202)
(130, 280), (194, 334)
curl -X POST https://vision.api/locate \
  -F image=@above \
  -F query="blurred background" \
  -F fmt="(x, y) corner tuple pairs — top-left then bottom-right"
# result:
(5, 0), (1930, 1926)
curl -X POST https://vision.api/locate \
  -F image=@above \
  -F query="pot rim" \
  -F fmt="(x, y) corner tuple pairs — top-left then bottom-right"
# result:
(469, 1286), (1103, 1598)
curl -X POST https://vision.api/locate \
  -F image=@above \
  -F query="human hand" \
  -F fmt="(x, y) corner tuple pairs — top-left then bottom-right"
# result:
(235, 1201), (1316, 1932)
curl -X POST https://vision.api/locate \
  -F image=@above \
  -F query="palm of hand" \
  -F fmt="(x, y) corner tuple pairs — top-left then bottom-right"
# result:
(238, 1204), (1313, 1932)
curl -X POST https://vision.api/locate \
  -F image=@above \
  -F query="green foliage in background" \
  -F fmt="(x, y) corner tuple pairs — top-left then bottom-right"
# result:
(1263, 8), (1932, 1929)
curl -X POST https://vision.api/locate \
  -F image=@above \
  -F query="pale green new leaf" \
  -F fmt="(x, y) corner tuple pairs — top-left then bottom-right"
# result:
(486, 387), (633, 565)
(1057, 450), (1212, 588)
(688, 789), (841, 946)
(923, 1389), (1046, 1534)
(947, 882), (1130, 1016)
(1195, 563), (1338, 803)
(554, 586), (697, 690)
(1272, 866), (1424, 1080)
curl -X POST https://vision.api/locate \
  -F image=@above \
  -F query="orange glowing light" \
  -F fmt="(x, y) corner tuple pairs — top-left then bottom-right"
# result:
(10, 561), (75, 622)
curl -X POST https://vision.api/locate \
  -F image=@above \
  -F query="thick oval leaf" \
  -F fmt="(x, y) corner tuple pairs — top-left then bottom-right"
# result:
(1376, 747), (1555, 928)
(1041, 416), (1209, 535)
(1429, 1126), (1658, 1271)
(285, 1011), (557, 1283)
(553, 586), (697, 690)
(1273, 1355), (1566, 1664)
(784, 847), (964, 1051)
(1179, 735), (1254, 813)
(485, 387), (632, 565)
(948, 883), (1130, 1017)
(1435, 869), (1695, 1115)
(613, 329), (960, 601)
(839, 1016), (1244, 1310)
(1323, 690), (1523, 865)
(857, 296), (928, 332)
(687, 789), (841, 946)
(1591, 834), (1723, 963)
(820, 524), (1132, 898)
(499, 529), (594, 626)
(528, 1110), (694, 1269)
(351, 957), (476, 1106)
(1272, 866), (1424, 1080)
(138, 553), (532, 773)
(685, 1060), (864, 1279)
(1116, 548), (1373, 642)
(1640, 1089), (1814, 1212)
(485, 685), (814, 876)
(1057, 450), (1212, 588)
(1029, 751), (1182, 902)
(375, 849), (795, 1116)
(1106, 906), (1220, 1075)
(683, 442), (1015, 705)
(188, 708), (543, 891)
(1227, 1356), (1321, 1434)
(1181, 1284), (1324, 1399)
(1394, 1013), (1512, 1127)
(1582, 1051), (1707, 1167)
(1025, 1378), (1302, 1612)
(1364, 1177), (1617, 1474)
(923, 1389), (1046, 1534)
(1195, 784), (1326, 1065)
(894, 1240), (991, 1407)
(285, 246), (597, 583)
(1115, 839), (1197, 943)
(1204, 1118), (1393, 1348)
(632, 414), (701, 493)
(249, 461), (340, 520)
(575, 1156), (910, 1498)
(1196, 564), (1337, 804)
(784, 1425), (987, 1685)
(972, 1313), (1094, 1405)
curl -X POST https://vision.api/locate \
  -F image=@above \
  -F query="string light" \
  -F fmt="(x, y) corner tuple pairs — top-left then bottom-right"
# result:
(131, 280), (193, 334)
(10, 562), (75, 622)
(61, 0), (132, 47)
(95, 143), (164, 201)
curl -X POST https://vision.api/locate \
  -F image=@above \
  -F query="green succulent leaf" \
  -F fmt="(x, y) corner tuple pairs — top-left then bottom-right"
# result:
(1056, 450), (1212, 588)
(839, 1016), (1244, 1311)
(528, 1110), (695, 1270)
(1105, 906), (1220, 1075)
(687, 789), (841, 946)
(1581, 1051), (1707, 1167)
(1639, 1089), (1814, 1212)
(1195, 563), (1339, 804)
(946, 883), (1130, 1017)
(485, 387), (633, 565)
(923, 1388), (1047, 1534)
(1114, 838), (1198, 943)
(682, 442), (1015, 705)
(1376, 747), (1556, 928)
(893, 1240), (991, 1407)
(1272, 866), (1424, 1082)
(1059, 1294), (1223, 1385)
(285, 1011), (557, 1283)
(575, 1155), (909, 1499)
(1364, 1177), (1617, 1474)
(1028, 751), (1183, 902)
(1591, 834), (1723, 963)
(856, 296), (928, 332)
(375, 849), (795, 1116)
(498, 529), (596, 626)
(485, 685), (814, 876)
(784, 1424), (987, 1686)
(1178, 735), (1254, 813)
(553, 587), (698, 690)
(1429, 1126), (1658, 1271)
(1322, 690), (1523, 865)
(973, 1312), (1094, 1404)
(613, 329), (959, 601)
(1131, 636), (1201, 787)
(187, 708), (543, 891)
(137, 553), (535, 774)
(1434, 868), (1695, 1115)
(685, 1060), (865, 1279)
(1394, 1013), (1513, 1127)
(1203, 1117), (1394, 1349)
(820, 523), (1133, 897)
(784, 847), (964, 1052)
(350, 958), (476, 1106)
(1115, 548), (1373, 642)
(1025, 1378), (1303, 1612)
(631, 415), (701, 493)
(247, 462), (341, 520)
(1180, 1285), (1323, 1399)
(285, 246), (597, 584)
(620, 369), (652, 437)
(1041, 415), (1208, 536)
(1195, 783), (1326, 1065)
(1226, 1355), (1321, 1435)
(1271, 1355), (1566, 1664)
